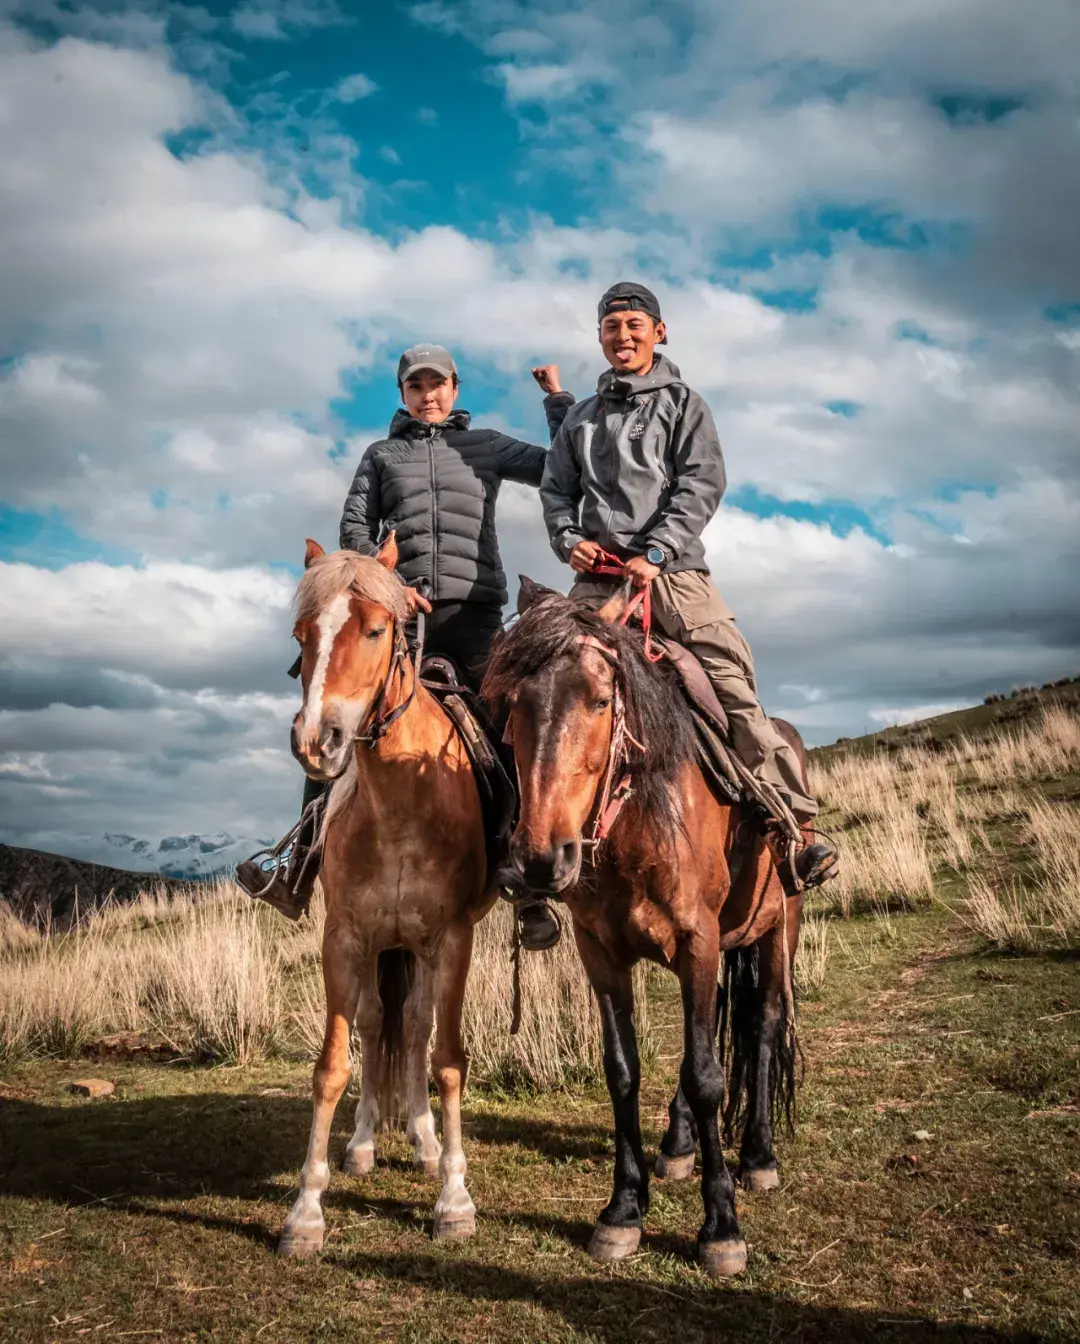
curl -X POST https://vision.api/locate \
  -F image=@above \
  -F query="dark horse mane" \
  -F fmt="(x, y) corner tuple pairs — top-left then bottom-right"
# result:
(481, 588), (699, 838)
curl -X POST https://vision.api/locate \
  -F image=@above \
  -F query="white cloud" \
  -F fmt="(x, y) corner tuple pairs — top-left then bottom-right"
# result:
(332, 71), (377, 103)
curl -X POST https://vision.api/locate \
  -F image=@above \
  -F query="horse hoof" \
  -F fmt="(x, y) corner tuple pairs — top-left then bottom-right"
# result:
(278, 1226), (324, 1258)
(699, 1238), (747, 1278)
(588, 1223), (641, 1263)
(740, 1165), (779, 1194)
(655, 1151), (695, 1181)
(416, 1156), (441, 1179)
(343, 1149), (375, 1177)
(433, 1208), (476, 1240)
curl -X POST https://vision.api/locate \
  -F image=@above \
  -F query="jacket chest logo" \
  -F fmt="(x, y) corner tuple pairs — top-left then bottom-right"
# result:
(627, 417), (647, 440)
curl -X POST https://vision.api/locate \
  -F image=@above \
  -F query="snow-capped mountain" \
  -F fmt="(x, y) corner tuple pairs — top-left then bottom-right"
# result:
(76, 831), (271, 880)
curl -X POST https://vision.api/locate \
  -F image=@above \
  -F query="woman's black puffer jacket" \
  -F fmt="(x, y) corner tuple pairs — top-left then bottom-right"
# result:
(339, 396), (572, 605)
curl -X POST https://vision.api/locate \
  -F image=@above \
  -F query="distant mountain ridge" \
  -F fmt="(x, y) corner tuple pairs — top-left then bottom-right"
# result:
(0, 842), (198, 929)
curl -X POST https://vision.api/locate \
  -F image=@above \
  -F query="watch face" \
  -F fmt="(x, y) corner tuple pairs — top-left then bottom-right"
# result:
(646, 547), (665, 566)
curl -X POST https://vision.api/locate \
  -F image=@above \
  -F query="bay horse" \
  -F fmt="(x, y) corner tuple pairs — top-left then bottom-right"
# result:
(483, 580), (805, 1278)
(279, 537), (493, 1256)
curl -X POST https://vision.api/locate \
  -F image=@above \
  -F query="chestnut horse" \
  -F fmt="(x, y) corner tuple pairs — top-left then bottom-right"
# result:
(279, 538), (493, 1256)
(483, 581), (804, 1278)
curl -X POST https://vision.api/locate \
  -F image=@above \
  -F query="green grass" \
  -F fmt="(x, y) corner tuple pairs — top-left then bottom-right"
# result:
(2, 904), (1078, 1342)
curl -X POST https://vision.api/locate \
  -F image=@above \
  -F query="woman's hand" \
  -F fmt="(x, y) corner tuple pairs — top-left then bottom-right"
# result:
(531, 364), (563, 395)
(402, 586), (432, 615)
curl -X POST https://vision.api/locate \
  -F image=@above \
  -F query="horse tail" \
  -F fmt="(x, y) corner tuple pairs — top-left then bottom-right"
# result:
(719, 940), (800, 1146)
(376, 947), (416, 1127)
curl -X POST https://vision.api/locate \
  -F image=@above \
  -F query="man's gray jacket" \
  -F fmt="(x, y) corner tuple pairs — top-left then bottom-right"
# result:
(340, 396), (573, 606)
(540, 355), (726, 574)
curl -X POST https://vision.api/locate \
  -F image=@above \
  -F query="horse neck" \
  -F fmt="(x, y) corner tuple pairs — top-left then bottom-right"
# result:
(605, 761), (735, 872)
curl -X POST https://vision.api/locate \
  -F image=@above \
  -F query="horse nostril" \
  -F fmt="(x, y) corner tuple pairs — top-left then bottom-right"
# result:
(324, 724), (345, 754)
(558, 840), (579, 876)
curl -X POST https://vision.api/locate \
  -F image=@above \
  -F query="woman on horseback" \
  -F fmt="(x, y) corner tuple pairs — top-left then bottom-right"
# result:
(238, 343), (573, 950)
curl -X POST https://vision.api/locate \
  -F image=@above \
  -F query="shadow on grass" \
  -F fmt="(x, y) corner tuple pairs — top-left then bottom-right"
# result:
(0, 1092), (1044, 1343)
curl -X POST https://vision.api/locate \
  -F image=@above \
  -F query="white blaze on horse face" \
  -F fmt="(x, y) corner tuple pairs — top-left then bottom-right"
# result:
(299, 591), (352, 750)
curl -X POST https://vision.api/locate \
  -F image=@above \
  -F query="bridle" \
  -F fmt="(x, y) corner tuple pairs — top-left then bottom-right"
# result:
(577, 632), (646, 859)
(354, 609), (425, 748)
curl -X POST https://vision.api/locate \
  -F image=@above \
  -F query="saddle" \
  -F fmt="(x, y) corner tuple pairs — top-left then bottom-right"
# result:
(653, 635), (741, 805)
(420, 656), (517, 873)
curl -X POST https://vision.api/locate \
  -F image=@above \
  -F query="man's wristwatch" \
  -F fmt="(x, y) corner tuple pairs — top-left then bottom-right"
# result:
(645, 545), (666, 568)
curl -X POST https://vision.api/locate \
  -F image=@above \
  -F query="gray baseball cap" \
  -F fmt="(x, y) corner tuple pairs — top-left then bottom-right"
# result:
(397, 343), (457, 384)
(597, 282), (667, 343)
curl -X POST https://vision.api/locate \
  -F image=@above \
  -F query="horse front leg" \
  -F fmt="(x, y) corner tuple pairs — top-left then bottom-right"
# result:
(576, 930), (648, 1262)
(280, 933), (361, 1257)
(431, 920), (476, 1239)
(677, 924), (747, 1277)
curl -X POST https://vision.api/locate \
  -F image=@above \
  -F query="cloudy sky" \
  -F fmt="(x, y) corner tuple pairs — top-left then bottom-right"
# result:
(1, 0), (1078, 862)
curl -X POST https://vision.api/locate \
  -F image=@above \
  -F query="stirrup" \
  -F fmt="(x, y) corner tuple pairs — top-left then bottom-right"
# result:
(240, 793), (325, 899)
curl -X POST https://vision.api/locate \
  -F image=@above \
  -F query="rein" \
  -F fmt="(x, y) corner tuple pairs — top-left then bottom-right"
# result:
(588, 549), (664, 664)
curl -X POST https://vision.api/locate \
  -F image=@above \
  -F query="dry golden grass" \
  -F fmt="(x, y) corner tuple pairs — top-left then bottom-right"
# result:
(812, 703), (1080, 950)
(0, 883), (649, 1089)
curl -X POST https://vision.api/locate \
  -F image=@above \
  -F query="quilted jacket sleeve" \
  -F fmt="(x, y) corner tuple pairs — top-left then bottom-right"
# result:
(339, 444), (382, 555)
(487, 391), (575, 487)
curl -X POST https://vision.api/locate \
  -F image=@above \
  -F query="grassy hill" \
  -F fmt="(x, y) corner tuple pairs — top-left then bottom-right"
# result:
(813, 675), (1080, 763)
(1, 696), (1078, 1341)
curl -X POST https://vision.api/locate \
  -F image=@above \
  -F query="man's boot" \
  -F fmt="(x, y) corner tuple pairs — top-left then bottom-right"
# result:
(236, 782), (326, 921)
(749, 800), (839, 897)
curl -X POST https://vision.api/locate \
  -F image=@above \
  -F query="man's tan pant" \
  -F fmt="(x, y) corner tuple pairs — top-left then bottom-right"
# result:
(569, 569), (818, 819)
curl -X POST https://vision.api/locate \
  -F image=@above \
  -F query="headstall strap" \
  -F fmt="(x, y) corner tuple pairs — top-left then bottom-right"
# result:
(357, 609), (425, 747)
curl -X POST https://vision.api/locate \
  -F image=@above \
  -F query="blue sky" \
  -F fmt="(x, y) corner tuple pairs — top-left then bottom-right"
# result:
(1, 0), (1078, 861)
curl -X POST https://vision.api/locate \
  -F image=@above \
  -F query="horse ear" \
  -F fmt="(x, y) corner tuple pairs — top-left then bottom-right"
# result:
(517, 575), (559, 614)
(596, 584), (631, 623)
(304, 539), (325, 569)
(376, 531), (399, 571)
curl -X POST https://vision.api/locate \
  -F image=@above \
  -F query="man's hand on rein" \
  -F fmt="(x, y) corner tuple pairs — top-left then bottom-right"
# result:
(569, 540), (603, 574)
(623, 555), (662, 589)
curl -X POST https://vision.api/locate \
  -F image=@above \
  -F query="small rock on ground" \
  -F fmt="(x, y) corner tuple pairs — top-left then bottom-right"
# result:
(69, 1078), (115, 1099)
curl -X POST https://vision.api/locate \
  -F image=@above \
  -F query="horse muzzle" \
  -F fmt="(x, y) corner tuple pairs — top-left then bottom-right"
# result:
(507, 833), (582, 895)
(291, 712), (350, 781)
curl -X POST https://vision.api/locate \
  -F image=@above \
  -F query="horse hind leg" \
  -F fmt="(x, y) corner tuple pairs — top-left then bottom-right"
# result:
(656, 1084), (697, 1181)
(343, 962), (382, 1178)
(403, 960), (441, 1177)
(736, 907), (800, 1195)
(431, 922), (477, 1240)
(281, 941), (362, 1257)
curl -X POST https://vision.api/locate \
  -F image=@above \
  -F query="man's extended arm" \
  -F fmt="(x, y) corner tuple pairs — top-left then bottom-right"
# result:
(339, 446), (382, 554)
(645, 391), (727, 562)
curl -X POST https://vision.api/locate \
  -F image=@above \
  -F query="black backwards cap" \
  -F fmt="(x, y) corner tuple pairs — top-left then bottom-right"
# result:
(597, 282), (667, 343)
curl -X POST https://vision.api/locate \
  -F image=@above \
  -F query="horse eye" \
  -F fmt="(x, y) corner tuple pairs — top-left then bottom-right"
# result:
(592, 697), (612, 713)
(366, 627), (386, 641)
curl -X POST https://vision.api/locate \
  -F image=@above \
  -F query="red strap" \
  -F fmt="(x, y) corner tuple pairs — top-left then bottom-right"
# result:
(587, 552), (664, 663)
(595, 773), (633, 842)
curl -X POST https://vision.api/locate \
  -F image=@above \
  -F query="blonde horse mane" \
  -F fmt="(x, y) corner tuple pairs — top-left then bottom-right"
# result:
(294, 549), (409, 625)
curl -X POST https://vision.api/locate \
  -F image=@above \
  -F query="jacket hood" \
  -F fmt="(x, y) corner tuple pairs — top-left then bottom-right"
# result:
(388, 408), (472, 438)
(597, 353), (683, 401)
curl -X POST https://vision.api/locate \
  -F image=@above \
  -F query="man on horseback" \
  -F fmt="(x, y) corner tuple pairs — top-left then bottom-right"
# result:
(540, 282), (839, 893)
(238, 343), (574, 950)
